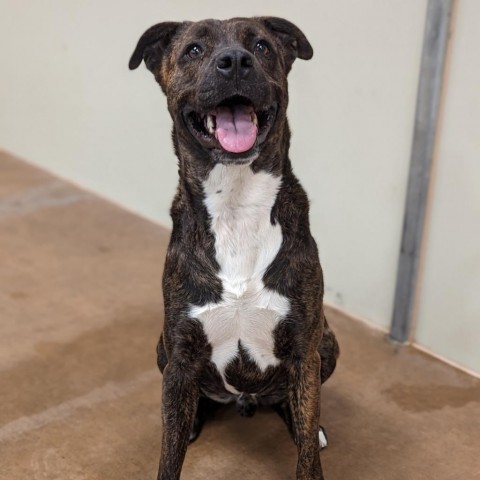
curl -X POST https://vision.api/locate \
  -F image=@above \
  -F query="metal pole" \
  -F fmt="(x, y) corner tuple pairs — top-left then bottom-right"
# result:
(389, 0), (453, 343)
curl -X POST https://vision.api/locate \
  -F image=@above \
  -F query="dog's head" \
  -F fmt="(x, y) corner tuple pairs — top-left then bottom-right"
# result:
(129, 17), (312, 165)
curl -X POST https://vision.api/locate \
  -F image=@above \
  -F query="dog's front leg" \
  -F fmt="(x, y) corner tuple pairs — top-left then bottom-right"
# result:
(157, 362), (199, 480)
(287, 352), (324, 480)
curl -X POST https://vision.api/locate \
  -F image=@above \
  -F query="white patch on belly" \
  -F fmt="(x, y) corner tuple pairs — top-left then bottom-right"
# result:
(190, 164), (290, 392)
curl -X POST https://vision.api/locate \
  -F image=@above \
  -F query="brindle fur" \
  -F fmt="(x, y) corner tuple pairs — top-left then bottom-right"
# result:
(130, 17), (339, 480)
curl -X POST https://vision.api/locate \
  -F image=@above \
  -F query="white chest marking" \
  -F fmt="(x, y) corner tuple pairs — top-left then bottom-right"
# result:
(190, 164), (290, 392)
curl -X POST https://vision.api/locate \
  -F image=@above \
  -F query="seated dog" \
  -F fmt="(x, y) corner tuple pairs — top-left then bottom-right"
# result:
(129, 16), (339, 480)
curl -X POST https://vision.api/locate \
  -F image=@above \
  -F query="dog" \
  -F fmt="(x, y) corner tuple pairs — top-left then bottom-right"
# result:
(129, 17), (339, 480)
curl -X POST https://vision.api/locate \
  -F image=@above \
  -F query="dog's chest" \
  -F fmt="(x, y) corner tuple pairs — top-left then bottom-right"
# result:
(190, 164), (289, 392)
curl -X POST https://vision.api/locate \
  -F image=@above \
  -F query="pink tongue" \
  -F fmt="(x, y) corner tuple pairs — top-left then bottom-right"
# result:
(215, 105), (258, 153)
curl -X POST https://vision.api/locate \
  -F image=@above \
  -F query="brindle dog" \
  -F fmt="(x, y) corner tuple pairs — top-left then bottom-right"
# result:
(129, 17), (339, 480)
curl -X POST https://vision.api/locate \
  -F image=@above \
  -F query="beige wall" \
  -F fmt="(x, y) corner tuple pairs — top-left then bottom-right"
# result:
(0, 1), (427, 329)
(414, 0), (480, 374)
(288, 2), (426, 326)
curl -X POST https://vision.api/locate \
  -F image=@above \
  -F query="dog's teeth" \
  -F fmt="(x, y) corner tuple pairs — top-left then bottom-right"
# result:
(206, 114), (215, 134)
(251, 112), (258, 126)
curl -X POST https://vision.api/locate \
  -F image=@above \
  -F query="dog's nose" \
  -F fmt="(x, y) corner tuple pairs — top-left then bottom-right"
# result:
(216, 49), (253, 80)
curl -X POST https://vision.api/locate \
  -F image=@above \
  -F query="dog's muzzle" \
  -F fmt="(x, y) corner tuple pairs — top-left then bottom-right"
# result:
(183, 97), (278, 155)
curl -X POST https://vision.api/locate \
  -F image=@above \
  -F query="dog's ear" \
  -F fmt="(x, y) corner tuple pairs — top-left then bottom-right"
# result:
(129, 22), (183, 73)
(259, 17), (313, 72)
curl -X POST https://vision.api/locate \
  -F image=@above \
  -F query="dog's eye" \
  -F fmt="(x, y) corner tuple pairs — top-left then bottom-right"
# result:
(186, 44), (203, 59)
(254, 40), (270, 56)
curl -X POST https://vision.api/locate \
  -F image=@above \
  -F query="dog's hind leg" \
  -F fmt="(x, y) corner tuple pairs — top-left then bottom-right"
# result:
(272, 400), (295, 439)
(156, 334), (168, 374)
(189, 396), (221, 443)
(319, 316), (339, 384)
(273, 401), (329, 450)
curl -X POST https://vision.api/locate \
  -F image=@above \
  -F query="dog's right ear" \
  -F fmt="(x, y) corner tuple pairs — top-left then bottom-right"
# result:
(129, 22), (183, 73)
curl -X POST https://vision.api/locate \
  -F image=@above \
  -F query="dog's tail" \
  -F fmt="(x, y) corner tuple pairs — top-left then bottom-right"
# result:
(319, 316), (340, 384)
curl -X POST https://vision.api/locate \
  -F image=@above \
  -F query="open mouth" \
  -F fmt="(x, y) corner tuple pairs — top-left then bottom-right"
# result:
(183, 96), (277, 155)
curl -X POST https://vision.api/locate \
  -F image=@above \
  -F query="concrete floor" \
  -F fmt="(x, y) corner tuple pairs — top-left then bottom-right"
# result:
(1, 150), (479, 480)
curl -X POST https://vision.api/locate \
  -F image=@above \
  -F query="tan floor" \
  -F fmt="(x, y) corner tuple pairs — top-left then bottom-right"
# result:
(1, 150), (479, 480)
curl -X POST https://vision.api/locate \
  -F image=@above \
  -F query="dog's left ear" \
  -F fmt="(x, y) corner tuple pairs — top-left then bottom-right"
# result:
(259, 17), (313, 73)
(129, 22), (183, 73)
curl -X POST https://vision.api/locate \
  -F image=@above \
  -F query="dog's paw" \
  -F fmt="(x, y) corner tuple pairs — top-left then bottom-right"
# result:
(319, 426), (328, 450)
